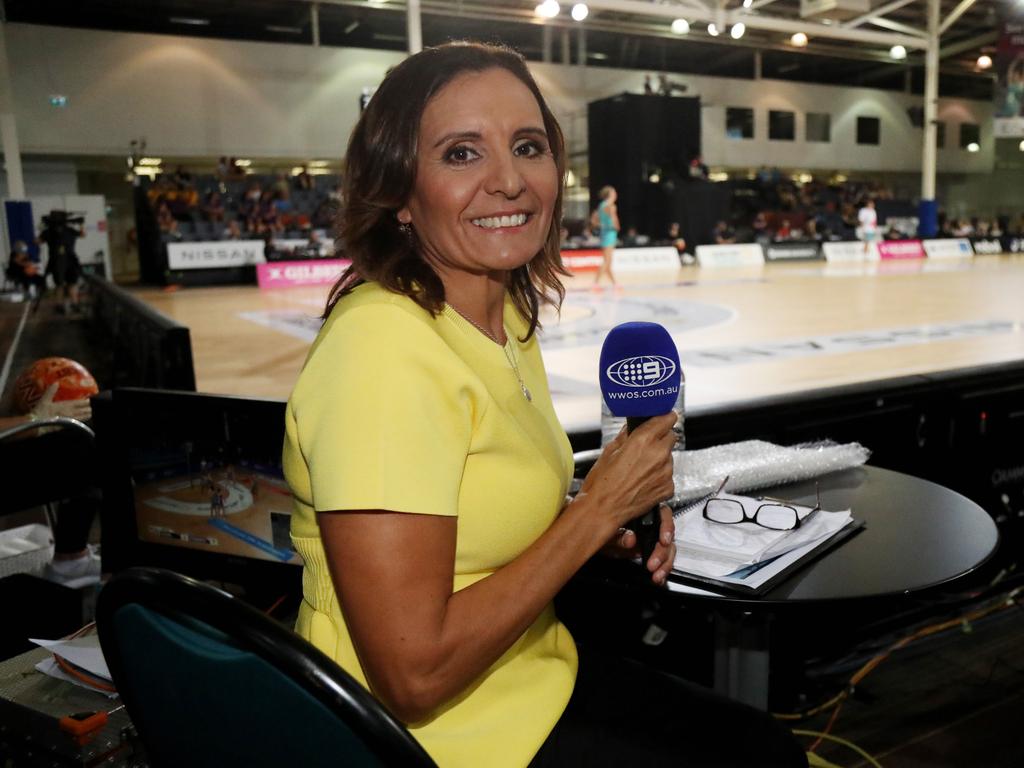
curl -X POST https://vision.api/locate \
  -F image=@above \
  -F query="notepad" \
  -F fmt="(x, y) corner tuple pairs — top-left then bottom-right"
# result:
(669, 492), (862, 594)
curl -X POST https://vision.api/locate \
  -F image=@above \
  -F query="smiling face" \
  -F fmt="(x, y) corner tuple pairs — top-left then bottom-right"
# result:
(398, 67), (559, 287)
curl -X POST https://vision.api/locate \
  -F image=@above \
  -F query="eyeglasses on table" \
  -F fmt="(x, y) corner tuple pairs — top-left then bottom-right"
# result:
(702, 482), (821, 531)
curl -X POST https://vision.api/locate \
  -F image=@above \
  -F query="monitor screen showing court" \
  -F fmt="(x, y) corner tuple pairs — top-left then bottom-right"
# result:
(96, 388), (301, 590)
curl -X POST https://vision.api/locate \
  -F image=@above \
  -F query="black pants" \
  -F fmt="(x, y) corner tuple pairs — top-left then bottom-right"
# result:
(529, 647), (807, 768)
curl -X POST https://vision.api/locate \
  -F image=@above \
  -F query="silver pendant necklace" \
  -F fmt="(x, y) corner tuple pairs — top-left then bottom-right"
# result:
(447, 303), (532, 402)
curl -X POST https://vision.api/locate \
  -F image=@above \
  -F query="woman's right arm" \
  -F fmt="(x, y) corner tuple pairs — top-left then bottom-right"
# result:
(317, 411), (676, 724)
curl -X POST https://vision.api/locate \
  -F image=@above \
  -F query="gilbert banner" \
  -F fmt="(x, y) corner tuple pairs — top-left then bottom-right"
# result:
(994, 10), (1024, 138)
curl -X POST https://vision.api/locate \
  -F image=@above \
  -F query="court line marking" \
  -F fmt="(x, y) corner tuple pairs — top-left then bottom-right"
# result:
(0, 302), (31, 397)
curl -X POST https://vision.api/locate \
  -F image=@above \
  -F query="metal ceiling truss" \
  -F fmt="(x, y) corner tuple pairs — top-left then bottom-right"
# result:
(286, 0), (998, 70)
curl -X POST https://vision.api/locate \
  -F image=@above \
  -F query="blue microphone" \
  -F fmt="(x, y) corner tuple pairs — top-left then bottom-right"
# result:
(599, 322), (681, 565)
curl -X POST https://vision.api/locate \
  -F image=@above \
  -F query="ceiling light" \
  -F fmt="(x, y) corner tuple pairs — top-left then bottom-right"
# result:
(139, 157), (163, 166)
(234, 159), (252, 167)
(571, 3), (588, 21)
(535, 1), (560, 18)
(967, 142), (980, 152)
(730, 22), (746, 40)
(344, 20), (360, 34)
(1019, 140), (1024, 152)
(743, 0), (753, 7)
(791, 32), (808, 47)
(671, 18), (690, 34)
(890, 45), (907, 60)
(708, 23), (720, 37)
(169, 17), (210, 26)
(977, 54), (992, 69)
(309, 160), (330, 168)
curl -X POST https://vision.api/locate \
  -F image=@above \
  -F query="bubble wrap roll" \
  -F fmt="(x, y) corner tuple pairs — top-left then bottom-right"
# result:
(671, 439), (870, 507)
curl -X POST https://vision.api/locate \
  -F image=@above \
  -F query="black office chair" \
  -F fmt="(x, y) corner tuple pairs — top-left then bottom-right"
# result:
(95, 567), (437, 768)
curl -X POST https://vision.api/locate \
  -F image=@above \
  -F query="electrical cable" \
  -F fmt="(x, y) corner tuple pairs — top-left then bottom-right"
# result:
(793, 730), (882, 768)
(775, 585), (1023, 760)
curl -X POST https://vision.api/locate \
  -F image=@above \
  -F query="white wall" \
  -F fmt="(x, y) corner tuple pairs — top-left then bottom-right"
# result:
(0, 159), (78, 198)
(531, 62), (994, 175)
(5, 24), (403, 158)
(3, 22), (994, 177)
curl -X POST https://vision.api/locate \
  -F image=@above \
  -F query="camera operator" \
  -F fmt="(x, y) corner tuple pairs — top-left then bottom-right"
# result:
(37, 210), (85, 314)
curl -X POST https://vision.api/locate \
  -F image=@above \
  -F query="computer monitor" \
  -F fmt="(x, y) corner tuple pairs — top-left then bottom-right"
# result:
(95, 388), (301, 603)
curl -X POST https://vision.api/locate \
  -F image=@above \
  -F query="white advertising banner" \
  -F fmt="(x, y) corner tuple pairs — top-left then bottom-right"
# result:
(167, 239), (265, 270)
(822, 241), (880, 262)
(612, 246), (680, 271)
(922, 239), (974, 259)
(695, 243), (764, 268)
(970, 238), (1003, 255)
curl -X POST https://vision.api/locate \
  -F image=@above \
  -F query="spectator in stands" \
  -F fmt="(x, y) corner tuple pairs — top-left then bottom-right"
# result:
(6, 240), (45, 298)
(953, 218), (974, 237)
(272, 172), (291, 201)
(157, 201), (181, 240)
(242, 182), (263, 231)
(803, 218), (822, 241)
(775, 219), (792, 241)
(688, 154), (709, 180)
(262, 230), (282, 262)
(713, 220), (736, 244)
(305, 228), (324, 257)
(222, 218), (243, 240)
(215, 156), (230, 180)
(172, 165), (193, 187)
(202, 190), (226, 223)
(258, 190), (283, 234)
(666, 222), (689, 264)
(168, 179), (199, 221)
(328, 182), (344, 202)
(294, 165), (315, 190)
(751, 211), (771, 243)
(312, 197), (337, 230)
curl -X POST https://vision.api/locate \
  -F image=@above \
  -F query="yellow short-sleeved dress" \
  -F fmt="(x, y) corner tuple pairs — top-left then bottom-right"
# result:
(282, 281), (578, 768)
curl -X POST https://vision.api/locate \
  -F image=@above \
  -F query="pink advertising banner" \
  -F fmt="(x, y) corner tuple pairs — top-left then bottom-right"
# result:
(257, 259), (351, 289)
(877, 240), (925, 260)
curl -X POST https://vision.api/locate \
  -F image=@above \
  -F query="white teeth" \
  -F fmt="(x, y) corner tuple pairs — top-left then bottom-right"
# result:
(471, 213), (527, 229)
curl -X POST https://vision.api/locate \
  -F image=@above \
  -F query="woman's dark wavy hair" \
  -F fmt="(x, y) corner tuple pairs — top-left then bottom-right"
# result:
(322, 41), (568, 339)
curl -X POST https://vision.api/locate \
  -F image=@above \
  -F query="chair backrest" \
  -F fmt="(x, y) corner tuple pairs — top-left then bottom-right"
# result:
(96, 567), (436, 768)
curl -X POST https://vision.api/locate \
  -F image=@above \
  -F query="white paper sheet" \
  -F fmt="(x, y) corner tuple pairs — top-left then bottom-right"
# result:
(30, 635), (111, 681)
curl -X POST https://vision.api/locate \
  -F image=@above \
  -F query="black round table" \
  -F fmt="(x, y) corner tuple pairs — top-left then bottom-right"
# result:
(666, 465), (999, 707)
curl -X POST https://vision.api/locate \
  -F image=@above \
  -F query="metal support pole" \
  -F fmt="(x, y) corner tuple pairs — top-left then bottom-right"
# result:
(311, 2), (320, 47)
(0, 21), (26, 200)
(407, 0), (422, 55)
(561, 28), (571, 66)
(919, 0), (939, 236)
(542, 23), (553, 63)
(754, 49), (762, 80)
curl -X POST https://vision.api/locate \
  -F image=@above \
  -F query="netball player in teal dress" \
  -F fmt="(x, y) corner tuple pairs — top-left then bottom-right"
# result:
(592, 185), (619, 288)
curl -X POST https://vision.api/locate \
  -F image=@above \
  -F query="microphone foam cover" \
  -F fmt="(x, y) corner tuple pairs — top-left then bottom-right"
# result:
(599, 322), (681, 418)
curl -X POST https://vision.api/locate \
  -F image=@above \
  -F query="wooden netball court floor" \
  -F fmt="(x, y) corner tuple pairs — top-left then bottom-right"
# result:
(134, 255), (1024, 433)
